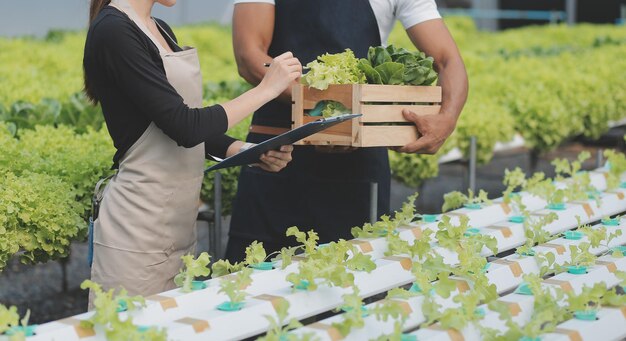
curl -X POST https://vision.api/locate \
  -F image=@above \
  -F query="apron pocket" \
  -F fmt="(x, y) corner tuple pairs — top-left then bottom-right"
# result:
(94, 179), (174, 253)
(91, 243), (171, 296)
(164, 176), (203, 251)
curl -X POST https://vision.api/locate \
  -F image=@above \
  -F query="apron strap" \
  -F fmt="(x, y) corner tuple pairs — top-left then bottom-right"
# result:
(153, 19), (182, 50)
(109, 0), (170, 55)
(92, 173), (115, 220)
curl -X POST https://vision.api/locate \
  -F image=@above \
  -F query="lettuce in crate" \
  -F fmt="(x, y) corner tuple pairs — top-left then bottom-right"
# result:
(302, 45), (438, 118)
(302, 49), (365, 90)
(359, 45), (438, 86)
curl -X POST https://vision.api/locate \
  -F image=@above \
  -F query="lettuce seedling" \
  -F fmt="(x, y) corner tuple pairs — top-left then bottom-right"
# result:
(174, 252), (211, 292)
(80, 280), (166, 341)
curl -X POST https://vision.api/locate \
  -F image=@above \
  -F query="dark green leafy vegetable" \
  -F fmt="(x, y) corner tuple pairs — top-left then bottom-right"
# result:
(359, 44), (438, 86)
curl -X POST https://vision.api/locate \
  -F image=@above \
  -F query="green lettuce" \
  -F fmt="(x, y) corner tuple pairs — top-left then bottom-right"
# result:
(358, 44), (438, 86)
(302, 49), (366, 90)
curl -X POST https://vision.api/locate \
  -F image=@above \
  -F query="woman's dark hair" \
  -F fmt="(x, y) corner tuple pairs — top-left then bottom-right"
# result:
(84, 0), (111, 104)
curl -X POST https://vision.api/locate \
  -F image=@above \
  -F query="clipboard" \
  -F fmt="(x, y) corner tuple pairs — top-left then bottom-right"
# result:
(205, 113), (362, 172)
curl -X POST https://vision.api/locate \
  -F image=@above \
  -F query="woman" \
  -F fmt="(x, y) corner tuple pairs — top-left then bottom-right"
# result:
(83, 0), (301, 301)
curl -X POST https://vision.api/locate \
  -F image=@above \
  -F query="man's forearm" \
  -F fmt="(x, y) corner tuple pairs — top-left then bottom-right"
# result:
(236, 49), (272, 86)
(436, 55), (468, 123)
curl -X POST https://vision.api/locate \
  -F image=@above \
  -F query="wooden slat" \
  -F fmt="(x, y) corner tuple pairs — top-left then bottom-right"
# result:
(300, 132), (353, 146)
(301, 84), (354, 110)
(292, 84), (304, 129)
(302, 116), (352, 136)
(352, 85), (363, 146)
(359, 84), (442, 103)
(360, 104), (440, 122)
(358, 125), (417, 147)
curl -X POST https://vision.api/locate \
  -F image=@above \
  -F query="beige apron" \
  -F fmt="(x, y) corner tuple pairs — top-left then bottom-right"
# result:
(90, 0), (205, 305)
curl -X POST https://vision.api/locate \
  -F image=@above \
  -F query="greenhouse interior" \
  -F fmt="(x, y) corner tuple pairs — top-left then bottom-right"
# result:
(2, 0), (626, 340)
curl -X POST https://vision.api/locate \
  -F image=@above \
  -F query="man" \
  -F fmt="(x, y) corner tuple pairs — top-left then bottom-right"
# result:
(225, 0), (468, 261)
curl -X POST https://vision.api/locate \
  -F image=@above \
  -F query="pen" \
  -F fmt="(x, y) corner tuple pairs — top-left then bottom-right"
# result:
(264, 62), (309, 69)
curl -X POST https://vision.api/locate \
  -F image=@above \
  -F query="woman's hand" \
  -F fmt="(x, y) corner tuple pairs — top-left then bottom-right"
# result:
(255, 145), (294, 172)
(258, 52), (302, 98)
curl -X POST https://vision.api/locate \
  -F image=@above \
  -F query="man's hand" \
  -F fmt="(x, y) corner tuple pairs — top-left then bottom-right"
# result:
(398, 19), (468, 154)
(397, 109), (456, 154)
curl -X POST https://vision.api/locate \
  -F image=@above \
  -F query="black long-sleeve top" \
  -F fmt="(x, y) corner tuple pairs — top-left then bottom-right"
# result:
(84, 6), (235, 168)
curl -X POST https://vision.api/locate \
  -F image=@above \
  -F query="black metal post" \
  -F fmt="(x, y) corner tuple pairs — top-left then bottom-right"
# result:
(214, 172), (223, 259)
(469, 136), (477, 193)
(370, 182), (378, 224)
(596, 148), (604, 169)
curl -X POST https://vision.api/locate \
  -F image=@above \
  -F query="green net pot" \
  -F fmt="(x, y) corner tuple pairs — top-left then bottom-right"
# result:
(409, 283), (422, 293)
(519, 337), (541, 341)
(518, 249), (536, 257)
(574, 310), (598, 321)
(463, 203), (482, 210)
(5, 325), (37, 337)
(249, 262), (275, 271)
(515, 282), (533, 295)
(116, 300), (128, 313)
(602, 218), (620, 226)
(586, 190), (601, 200)
(464, 228), (481, 237)
(137, 326), (151, 333)
(566, 265), (588, 274)
(547, 203), (566, 211)
(294, 280), (310, 290)
(341, 305), (369, 317)
(191, 280), (207, 291)
(421, 214), (438, 223)
(401, 334), (418, 341)
(611, 246), (626, 256)
(216, 301), (245, 312)
(564, 231), (584, 240)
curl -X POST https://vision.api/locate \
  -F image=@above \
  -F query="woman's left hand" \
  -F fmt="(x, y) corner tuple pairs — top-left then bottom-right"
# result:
(256, 145), (294, 172)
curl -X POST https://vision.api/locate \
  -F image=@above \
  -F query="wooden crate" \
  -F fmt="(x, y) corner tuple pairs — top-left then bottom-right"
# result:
(292, 84), (442, 147)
